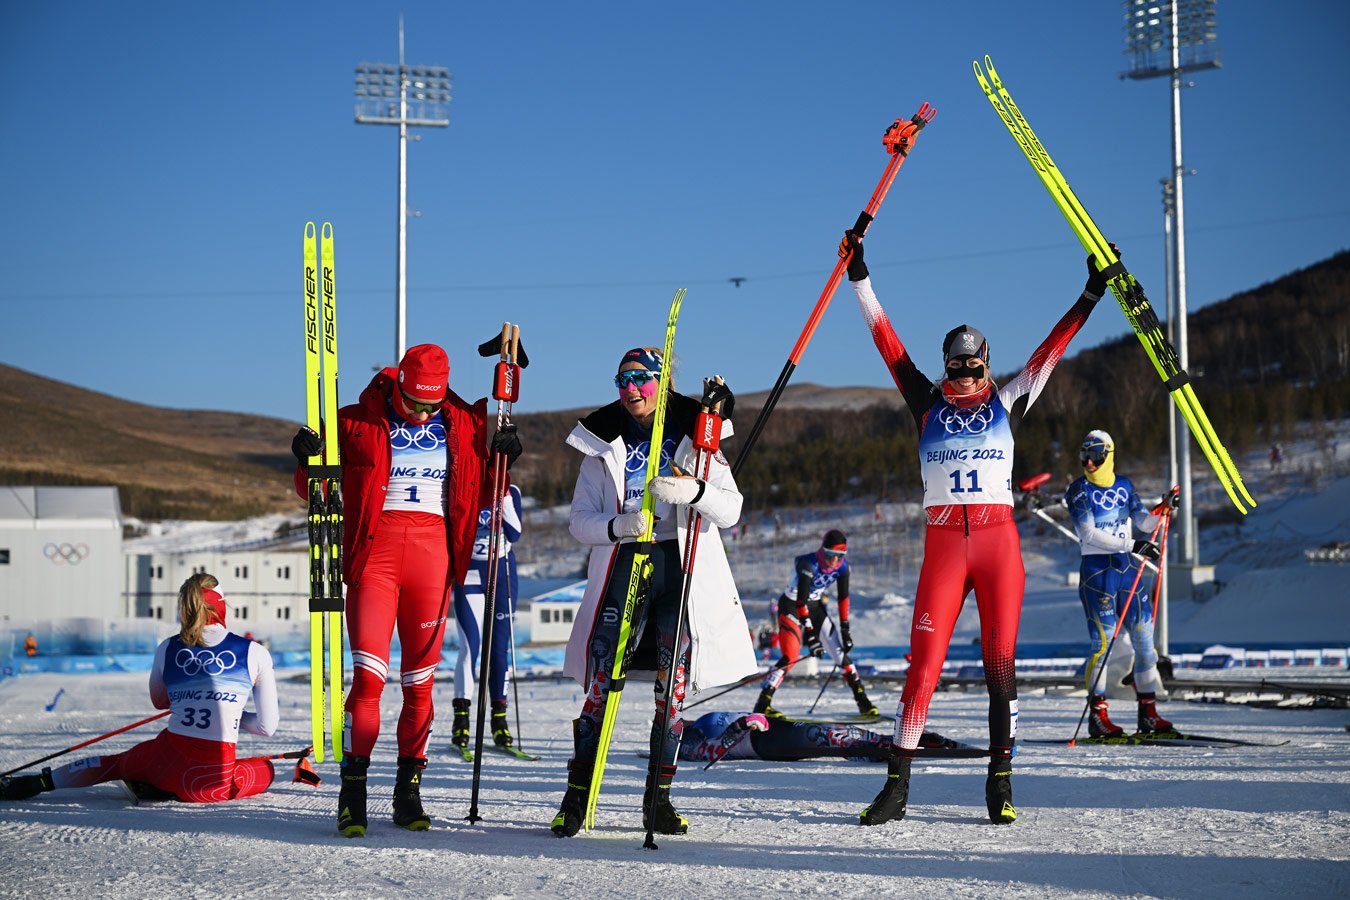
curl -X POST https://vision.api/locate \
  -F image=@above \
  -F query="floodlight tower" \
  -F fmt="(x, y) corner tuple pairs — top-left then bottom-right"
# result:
(1123, 0), (1219, 571)
(355, 18), (451, 363)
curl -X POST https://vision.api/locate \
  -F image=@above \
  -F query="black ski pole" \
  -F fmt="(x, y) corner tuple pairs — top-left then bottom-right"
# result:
(806, 663), (839, 715)
(467, 324), (520, 822)
(682, 655), (815, 712)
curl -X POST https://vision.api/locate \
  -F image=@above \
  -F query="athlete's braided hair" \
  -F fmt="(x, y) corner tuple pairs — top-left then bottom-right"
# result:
(178, 573), (219, 647)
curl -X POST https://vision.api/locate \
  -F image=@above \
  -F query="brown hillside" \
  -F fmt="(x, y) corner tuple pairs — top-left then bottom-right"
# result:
(0, 364), (298, 520)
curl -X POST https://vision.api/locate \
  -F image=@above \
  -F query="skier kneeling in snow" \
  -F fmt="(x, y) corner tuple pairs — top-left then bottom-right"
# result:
(549, 347), (758, 838)
(1067, 429), (1180, 738)
(0, 574), (314, 804)
(753, 529), (878, 718)
(848, 223), (1109, 826)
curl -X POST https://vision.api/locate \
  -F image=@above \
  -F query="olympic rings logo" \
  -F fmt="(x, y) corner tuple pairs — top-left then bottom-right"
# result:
(390, 421), (445, 451)
(44, 543), (90, 565)
(937, 403), (994, 435)
(625, 438), (673, 476)
(1090, 486), (1131, 511)
(174, 647), (238, 676)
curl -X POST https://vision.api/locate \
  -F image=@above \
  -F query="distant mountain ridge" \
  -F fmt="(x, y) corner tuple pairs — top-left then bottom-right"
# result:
(2, 250), (1346, 518)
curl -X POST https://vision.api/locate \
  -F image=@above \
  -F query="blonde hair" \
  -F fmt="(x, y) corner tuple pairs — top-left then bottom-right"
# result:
(177, 573), (219, 647)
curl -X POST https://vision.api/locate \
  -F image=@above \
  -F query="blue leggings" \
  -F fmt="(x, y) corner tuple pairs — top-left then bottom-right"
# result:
(1079, 552), (1159, 694)
(452, 552), (518, 704)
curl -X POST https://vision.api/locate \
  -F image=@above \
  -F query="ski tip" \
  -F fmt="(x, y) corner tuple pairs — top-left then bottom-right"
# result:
(305, 221), (316, 238)
(321, 222), (333, 239)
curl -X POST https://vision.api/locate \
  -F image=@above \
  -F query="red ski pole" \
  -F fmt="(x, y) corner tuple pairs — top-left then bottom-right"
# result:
(732, 103), (936, 476)
(1, 710), (170, 778)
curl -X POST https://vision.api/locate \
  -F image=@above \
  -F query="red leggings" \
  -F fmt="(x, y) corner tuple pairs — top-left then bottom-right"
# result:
(896, 515), (1022, 753)
(51, 729), (273, 803)
(345, 511), (450, 759)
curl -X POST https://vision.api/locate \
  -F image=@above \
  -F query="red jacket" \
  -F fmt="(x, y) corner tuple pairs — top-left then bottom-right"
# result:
(294, 367), (497, 588)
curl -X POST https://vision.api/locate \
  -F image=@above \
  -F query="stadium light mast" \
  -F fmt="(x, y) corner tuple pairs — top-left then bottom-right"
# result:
(1123, 0), (1219, 572)
(354, 17), (451, 363)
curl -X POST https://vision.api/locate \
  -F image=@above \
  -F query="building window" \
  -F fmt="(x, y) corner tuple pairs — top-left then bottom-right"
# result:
(284, 607), (291, 620)
(562, 609), (573, 623)
(0, 549), (10, 564)
(277, 608), (284, 619)
(155, 607), (163, 620)
(237, 606), (248, 620)
(157, 566), (164, 579)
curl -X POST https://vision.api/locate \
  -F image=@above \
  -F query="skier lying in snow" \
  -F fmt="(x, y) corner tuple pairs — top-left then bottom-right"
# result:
(754, 529), (878, 719)
(0, 574), (315, 804)
(680, 712), (970, 765)
(1067, 429), (1181, 739)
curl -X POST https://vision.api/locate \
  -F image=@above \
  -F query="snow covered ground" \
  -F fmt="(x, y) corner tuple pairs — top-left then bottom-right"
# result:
(0, 671), (1347, 898)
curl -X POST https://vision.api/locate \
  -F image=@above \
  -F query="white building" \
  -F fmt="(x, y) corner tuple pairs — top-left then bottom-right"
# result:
(124, 547), (310, 634)
(530, 580), (585, 644)
(0, 486), (123, 621)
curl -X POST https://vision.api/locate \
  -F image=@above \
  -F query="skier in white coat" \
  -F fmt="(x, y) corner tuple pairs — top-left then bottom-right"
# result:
(551, 346), (757, 837)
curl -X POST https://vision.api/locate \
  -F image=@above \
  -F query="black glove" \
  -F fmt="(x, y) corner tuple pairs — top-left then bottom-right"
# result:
(1132, 539), (1161, 562)
(839, 231), (869, 282)
(702, 379), (735, 419)
(839, 621), (854, 654)
(490, 423), (523, 470)
(477, 332), (530, 368)
(801, 619), (824, 658)
(1085, 241), (1121, 298)
(291, 426), (322, 463)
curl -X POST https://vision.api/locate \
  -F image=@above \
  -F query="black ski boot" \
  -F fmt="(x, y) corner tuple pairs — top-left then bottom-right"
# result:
(985, 757), (1017, 824)
(859, 754), (911, 825)
(848, 674), (879, 717)
(336, 755), (369, 838)
(392, 756), (430, 831)
(451, 698), (471, 751)
(491, 699), (513, 748)
(753, 687), (782, 719)
(551, 759), (590, 838)
(0, 767), (54, 801)
(642, 763), (688, 835)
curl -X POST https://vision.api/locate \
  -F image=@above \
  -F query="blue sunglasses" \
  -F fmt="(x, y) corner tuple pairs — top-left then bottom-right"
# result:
(614, 370), (658, 390)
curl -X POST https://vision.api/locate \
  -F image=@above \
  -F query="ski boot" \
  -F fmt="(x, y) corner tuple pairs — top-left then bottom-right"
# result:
(451, 698), (471, 751)
(985, 757), (1017, 824)
(1137, 694), (1176, 735)
(753, 687), (784, 719)
(336, 755), (369, 838)
(848, 674), (879, 717)
(550, 759), (590, 838)
(491, 699), (513, 748)
(392, 756), (430, 831)
(1087, 695), (1125, 739)
(0, 767), (53, 801)
(642, 764), (688, 835)
(859, 754), (911, 825)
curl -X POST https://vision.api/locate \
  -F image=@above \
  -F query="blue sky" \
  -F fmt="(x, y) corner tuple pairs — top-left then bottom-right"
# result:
(2, 1), (1347, 422)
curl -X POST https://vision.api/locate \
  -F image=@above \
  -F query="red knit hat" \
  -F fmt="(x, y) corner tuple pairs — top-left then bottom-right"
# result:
(203, 588), (227, 625)
(398, 344), (449, 403)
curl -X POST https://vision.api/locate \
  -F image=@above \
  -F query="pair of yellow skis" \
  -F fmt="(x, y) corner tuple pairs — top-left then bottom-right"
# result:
(303, 222), (344, 763)
(973, 56), (1254, 514)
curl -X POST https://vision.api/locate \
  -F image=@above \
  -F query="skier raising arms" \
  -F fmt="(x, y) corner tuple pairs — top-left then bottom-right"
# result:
(0, 574), (305, 804)
(292, 342), (522, 836)
(753, 529), (878, 718)
(549, 347), (757, 838)
(847, 230), (1109, 826)
(451, 482), (524, 754)
(1067, 429), (1180, 738)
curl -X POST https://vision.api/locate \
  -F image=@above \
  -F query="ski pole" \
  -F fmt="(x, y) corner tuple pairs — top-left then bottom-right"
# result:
(732, 105), (935, 475)
(644, 377), (726, 851)
(681, 655), (815, 712)
(806, 662), (839, 715)
(1068, 515), (1168, 746)
(1, 710), (170, 778)
(505, 550), (525, 752)
(467, 323), (520, 824)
